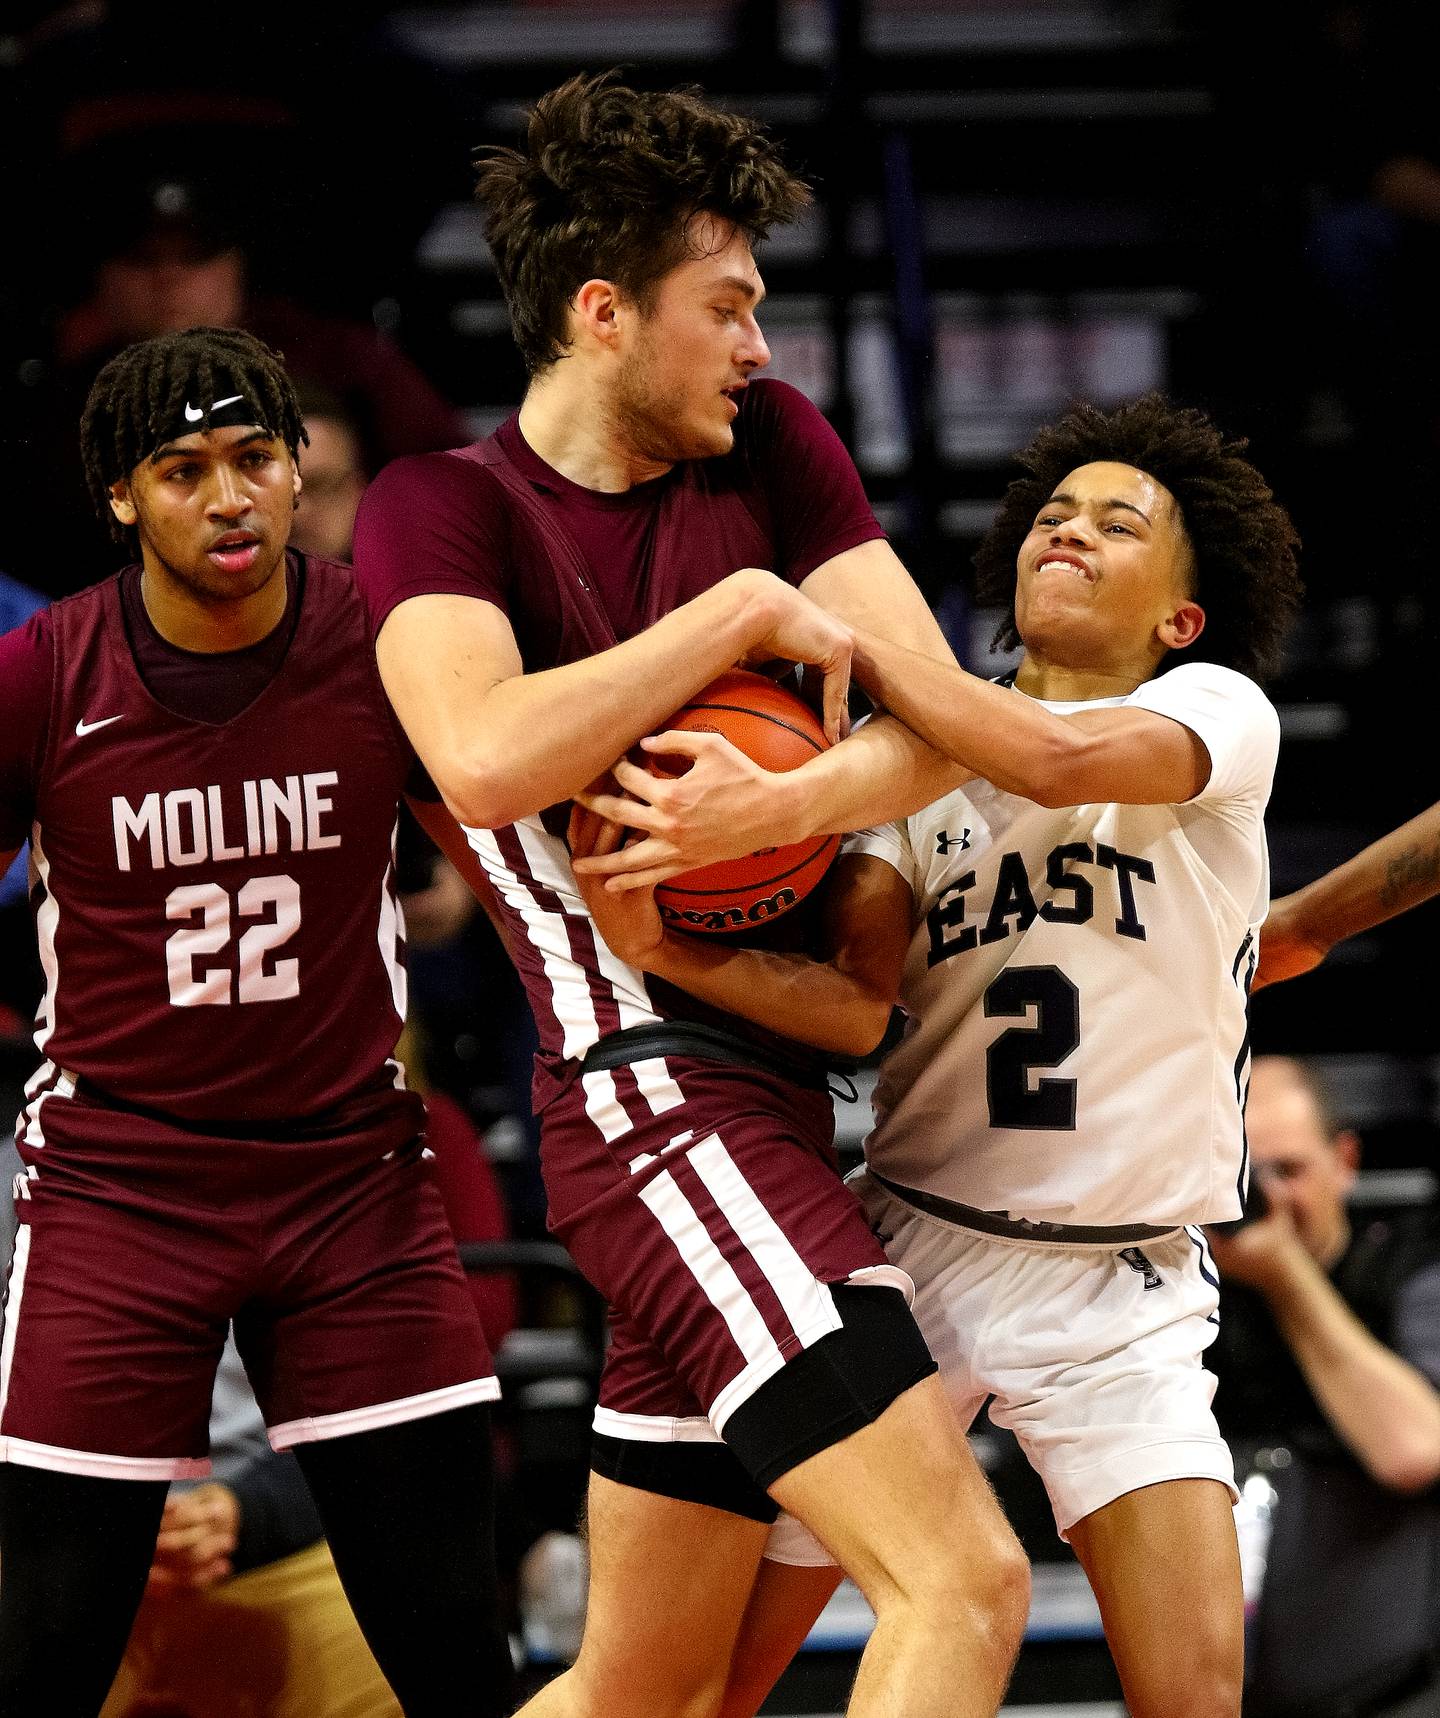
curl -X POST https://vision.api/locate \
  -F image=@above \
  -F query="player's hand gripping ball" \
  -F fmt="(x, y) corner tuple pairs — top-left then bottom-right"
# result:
(648, 669), (841, 935)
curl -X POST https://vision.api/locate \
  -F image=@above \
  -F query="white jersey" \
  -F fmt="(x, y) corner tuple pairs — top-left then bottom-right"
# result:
(848, 661), (1279, 1228)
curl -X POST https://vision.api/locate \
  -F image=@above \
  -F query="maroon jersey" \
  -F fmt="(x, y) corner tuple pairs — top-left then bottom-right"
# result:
(352, 379), (884, 1122)
(4, 558), (415, 1130)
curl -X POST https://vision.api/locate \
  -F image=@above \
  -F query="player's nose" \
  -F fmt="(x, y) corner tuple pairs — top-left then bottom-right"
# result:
(740, 314), (770, 371)
(205, 465), (249, 517)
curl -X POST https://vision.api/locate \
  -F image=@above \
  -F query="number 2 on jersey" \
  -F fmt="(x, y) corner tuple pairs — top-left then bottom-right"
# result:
(165, 876), (301, 1006)
(984, 964), (1079, 1129)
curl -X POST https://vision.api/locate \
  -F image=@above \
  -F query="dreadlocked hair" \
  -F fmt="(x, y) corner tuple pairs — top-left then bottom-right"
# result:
(81, 326), (307, 543)
(973, 394), (1303, 682)
(475, 69), (811, 375)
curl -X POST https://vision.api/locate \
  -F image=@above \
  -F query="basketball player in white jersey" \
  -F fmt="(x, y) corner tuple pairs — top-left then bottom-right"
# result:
(572, 394), (1304, 1718)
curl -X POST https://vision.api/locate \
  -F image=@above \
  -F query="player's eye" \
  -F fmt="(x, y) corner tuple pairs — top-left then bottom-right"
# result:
(165, 464), (201, 481)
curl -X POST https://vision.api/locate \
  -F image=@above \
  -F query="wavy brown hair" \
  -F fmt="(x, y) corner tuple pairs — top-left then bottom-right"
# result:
(475, 71), (810, 375)
(974, 394), (1303, 681)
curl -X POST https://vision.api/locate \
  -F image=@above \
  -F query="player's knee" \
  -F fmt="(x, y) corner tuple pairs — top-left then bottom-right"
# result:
(1126, 1620), (1242, 1718)
(951, 1525), (1030, 1659)
(872, 1509), (1030, 1654)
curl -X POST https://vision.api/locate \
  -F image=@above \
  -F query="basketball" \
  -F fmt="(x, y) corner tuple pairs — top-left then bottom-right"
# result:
(649, 669), (841, 936)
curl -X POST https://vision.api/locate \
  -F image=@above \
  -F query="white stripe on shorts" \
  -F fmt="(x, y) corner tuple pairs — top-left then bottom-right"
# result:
(267, 1375), (501, 1451)
(0, 1220), (31, 1424)
(630, 1055), (686, 1118)
(687, 1133), (842, 1354)
(639, 1164), (788, 1397)
(592, 1406), (723, 1444)
(0, 1434), (211, 1482)
(638, 1134), (844, 1435)
(581, 1068), (636, 1143)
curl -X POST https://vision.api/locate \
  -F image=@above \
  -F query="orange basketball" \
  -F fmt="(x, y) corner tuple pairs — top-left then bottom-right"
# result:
(651, 669), (841, 936)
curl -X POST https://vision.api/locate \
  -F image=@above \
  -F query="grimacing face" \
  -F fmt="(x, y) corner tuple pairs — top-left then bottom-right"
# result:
(610, 216), (771, 464)
(1014, 461), (1203, 673)
(110, 422), (299, 604)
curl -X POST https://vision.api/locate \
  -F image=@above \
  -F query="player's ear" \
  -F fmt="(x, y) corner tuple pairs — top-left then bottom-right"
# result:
(292, 463), (303, 508)
(572, 277), (622, 349)
(1160, 599), (1205, 653)
(108, 479), (137, 528)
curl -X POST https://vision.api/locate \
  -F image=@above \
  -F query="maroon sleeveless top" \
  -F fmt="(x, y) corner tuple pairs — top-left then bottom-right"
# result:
(26, 558), (416, 1127)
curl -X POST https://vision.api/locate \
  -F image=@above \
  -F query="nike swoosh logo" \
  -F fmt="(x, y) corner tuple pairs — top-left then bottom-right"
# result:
(75, 715), (124, 737)
(182, 394), (244, 423)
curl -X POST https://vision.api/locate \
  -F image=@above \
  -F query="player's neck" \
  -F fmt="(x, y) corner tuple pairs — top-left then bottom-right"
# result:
(139, 554), (290, 654)
(519, 371), (673, 492)
(1014, 647), (1159, 702)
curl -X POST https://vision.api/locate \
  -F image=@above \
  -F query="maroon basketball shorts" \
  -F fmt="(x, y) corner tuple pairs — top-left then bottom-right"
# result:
(541, 1050), (935, 1518)
(0, 1081), (497, 1481)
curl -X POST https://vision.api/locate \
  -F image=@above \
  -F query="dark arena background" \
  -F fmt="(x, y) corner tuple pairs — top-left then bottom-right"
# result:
(2, 3), (1437, 1715)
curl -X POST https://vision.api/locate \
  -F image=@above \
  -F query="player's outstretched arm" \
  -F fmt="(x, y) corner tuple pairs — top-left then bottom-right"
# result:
(570, 807), (909, 1058)
(571, 538), (976, 889)
(1255, 801), (1440, 989)
(572, 718), (969, 893)
(377, 569), (852, 832)
(849, 625), (1211, 807)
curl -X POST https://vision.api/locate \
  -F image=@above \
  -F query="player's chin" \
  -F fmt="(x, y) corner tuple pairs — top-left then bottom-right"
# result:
(689, 415), (735, 458)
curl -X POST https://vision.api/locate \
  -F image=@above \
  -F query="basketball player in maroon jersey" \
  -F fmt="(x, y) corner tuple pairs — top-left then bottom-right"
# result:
(0, 327), (513, 1718)
(354, 73), (1027, 1718)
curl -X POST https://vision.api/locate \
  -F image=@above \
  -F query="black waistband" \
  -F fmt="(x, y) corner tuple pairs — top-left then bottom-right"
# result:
(579, 1021), (832, 1094)
(871, 1172), (1180, 1246)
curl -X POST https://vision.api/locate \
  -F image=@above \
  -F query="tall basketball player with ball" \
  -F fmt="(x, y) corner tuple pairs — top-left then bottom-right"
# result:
(355, 71), (1028, 1718)
(576, 395), (1305, 1718)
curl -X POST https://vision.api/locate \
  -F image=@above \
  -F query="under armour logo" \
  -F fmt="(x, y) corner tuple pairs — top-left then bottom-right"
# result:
(936, 829), (971, 855)
(1119, 1247), (1163, 1291)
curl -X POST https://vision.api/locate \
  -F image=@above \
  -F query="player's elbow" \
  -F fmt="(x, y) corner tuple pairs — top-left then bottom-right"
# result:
(1370, 1428), (1440, 1495)
(830, 995), (896, 1060)
(1011, 729), (1092, 809)
(440, 760), (532, 833)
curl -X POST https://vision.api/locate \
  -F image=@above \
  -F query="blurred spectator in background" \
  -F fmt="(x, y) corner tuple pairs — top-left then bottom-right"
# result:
(4, 0), (472, 317)
(0, 574), (47, 1070)
(0, 571), (46, 910)
(54, 175), (469, 468)
(6, 171), (469, 598)
(1208, 1056), (1440, 1718)
(291, 383), (370, 562)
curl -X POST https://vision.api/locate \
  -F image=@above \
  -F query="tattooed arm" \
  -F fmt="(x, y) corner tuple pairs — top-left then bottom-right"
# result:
(1256, 802), (1440, 987)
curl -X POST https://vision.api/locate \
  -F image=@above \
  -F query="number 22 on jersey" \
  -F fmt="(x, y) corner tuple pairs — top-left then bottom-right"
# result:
(165, 875), (301, 1006)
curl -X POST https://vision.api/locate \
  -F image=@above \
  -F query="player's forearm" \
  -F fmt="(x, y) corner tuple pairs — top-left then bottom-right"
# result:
(1266, 1254), (1440, 1493)
(645, 935), (892, 1058)
(775, 715), (971, 844)
(1276, 802), (1440, 955)
(413, 573), (804, 829)
(850, 628), (1201, 807)
(849, 630), (1092, 803)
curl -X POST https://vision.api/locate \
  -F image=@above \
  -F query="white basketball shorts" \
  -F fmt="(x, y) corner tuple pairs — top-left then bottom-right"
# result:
(765, 1168), (1236, 1564)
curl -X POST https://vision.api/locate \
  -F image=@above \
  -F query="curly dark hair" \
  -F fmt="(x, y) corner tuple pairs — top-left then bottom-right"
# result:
(474, 70), (811, 376)
(974, 394), (1302, 681)
(81, 326), (306, 543)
